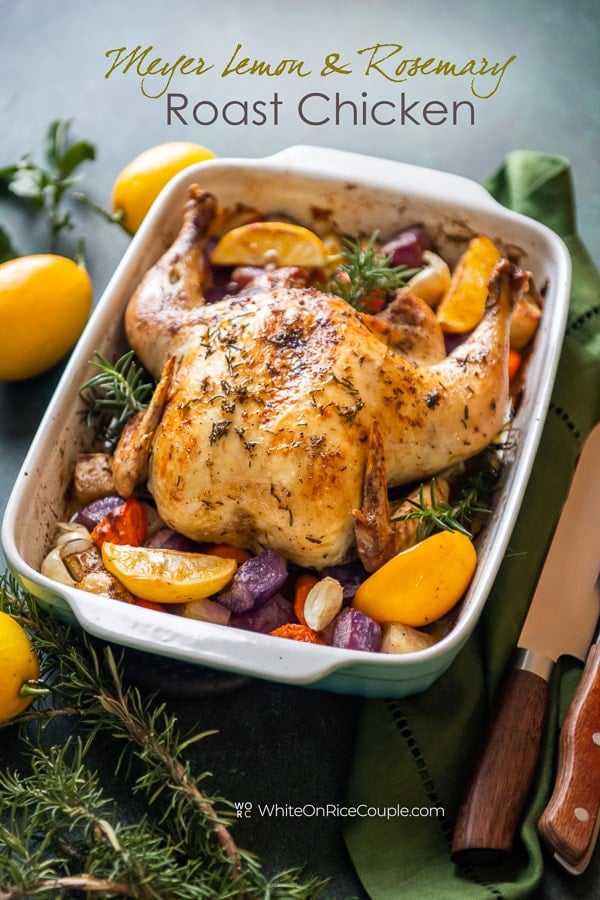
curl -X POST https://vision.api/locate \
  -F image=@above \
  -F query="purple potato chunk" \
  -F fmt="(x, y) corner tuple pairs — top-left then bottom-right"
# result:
(230, 593), (296, 634)
(75, 495), (125, 530)
(332, 608), (382, 652)
(320, 560), (368, 602)
(381, 225), (431, 270)
(218, 549), (288, 614)
(144, 527), (203, 553)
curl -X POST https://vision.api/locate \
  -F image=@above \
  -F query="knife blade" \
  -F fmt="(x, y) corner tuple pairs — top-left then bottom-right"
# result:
(451, 421), (600, 867)
(538, 613), (600, 874)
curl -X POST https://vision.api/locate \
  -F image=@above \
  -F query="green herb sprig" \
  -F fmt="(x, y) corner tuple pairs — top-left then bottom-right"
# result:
(394, 444), (504, 540)
(0, 226), (19, 265)
(328, 231), (419, 312)
(0, 573), (327, 898)
(0, 119), (96, 249)
(79, 350), (155, 449)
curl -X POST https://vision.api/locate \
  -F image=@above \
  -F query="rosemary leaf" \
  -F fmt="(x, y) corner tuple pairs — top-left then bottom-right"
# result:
(328, 231), (420, 312)
(79, 350), (155, 448)
(392, 443), (503, 539)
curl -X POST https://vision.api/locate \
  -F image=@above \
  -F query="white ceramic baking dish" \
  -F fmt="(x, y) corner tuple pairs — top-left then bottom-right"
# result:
(1, 146), (571, 698)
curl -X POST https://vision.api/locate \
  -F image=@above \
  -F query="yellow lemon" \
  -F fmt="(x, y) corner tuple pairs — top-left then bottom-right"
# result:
(352, 531), (477, 627)
(0, 610), (40, 723)
(436, 235), (501, 333)
(0, 254), (92, 382)
(210, 221), (331, 268)
(112, 141), (217, 233)
(101, 543), (237, 604)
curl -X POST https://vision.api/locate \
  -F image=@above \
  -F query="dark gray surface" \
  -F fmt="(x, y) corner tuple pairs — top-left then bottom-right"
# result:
(1, 1), (599, 896)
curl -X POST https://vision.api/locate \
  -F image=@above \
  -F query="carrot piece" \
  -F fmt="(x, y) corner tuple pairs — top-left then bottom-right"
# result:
(205, 543), (252, 564)
(134, 597), (166, 612)
(270, 623), (327, 644)
(508, 347), (522, 382)
(91, 497), (147, 547)
(293, 573), (319, 627)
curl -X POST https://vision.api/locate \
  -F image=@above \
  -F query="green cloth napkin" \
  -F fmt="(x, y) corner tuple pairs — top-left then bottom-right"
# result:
(344, 151), (600, 899)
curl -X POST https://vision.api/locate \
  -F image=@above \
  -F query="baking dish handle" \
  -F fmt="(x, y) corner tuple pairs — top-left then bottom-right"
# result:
(264, 144), (500, 211)
(65, 590), (355, 685)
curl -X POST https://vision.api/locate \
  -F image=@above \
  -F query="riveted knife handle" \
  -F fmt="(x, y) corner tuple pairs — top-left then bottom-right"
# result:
(451, 667), (551, 866)
(538, 642), (600, 873)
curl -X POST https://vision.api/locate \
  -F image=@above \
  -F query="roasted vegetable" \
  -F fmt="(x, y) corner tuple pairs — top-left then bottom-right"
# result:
(217, 549), (287, 614)
(302, 577), (344, 632)
(510, 294), (542, 350)
(352, 530), (477, 627)
(91, 498), (147, 547)
(332, 609), (382, 652)
(231, 593), (295, 634)
(381, 225), (431, 269)
(380, 622), (437, 654)
(406, 250), (452, 307)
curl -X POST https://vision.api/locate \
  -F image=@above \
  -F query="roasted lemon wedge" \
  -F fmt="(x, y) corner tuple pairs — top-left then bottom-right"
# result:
(101, 543), (237, 603)
(436, 235), (501, 333)
(210, 221), (331, 267)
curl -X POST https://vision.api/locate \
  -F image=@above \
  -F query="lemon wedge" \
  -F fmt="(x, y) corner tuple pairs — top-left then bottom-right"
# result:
(436, 235), (501, 333)
(210, 221), (331, 268)
(101, 543), (237, 604)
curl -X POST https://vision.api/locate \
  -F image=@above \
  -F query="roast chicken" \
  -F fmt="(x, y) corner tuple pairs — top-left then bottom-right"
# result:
(122, 186), (528, 569)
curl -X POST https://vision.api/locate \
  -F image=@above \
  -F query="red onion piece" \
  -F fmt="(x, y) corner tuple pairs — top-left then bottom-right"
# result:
(381, 225), (431, 269)
(75, 495), (124, 531)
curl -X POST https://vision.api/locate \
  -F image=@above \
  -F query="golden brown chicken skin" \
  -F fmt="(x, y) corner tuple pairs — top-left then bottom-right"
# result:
(123, 186), (527, 568)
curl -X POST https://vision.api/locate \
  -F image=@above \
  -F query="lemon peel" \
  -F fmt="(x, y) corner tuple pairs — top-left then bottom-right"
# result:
(101, 543), (237, 604)
(210, 221), (331, 268)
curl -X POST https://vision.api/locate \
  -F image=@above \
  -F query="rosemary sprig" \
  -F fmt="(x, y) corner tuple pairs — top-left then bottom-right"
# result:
(0, 119), (96, 249)
(79, 350), (155, 449)
(393, 445), (503, 540)
(0, 573), (327, 898)
(328, 231), (419, 312)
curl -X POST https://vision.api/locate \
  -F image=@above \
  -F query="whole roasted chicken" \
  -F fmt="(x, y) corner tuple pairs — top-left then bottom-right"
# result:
(120, 186), (527, 569)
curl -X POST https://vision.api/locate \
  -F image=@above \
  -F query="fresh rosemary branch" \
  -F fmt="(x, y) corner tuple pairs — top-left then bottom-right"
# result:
(0, 574), (327, 898)
(393, 444), (503, 540)
(79, 350), (155, 448)
(328, 231), (419, 312)
(0, 119), (96, 249)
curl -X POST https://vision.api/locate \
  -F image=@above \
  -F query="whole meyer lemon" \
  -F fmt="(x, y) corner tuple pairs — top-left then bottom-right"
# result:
(112, 141), (217, 233)
(0, 610), (40, 723)
(0, 254), (92, 382)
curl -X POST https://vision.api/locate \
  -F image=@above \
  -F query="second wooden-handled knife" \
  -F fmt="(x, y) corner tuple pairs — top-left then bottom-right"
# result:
(451, 421), (600, 867)
(538, 615), (600, 874)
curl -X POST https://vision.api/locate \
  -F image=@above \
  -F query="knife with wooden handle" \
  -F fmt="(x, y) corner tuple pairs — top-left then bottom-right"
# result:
(538, 636), (600, 874)
(451, 421), (600, 867)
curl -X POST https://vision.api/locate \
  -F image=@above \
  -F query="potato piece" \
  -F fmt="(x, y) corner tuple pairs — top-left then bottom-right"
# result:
(510, 294), (542, 350)
(74, 453), (115, 503)
(79, 570), (136, 603)
(407, 251), (451, 308)
(380, 622), (437, 654)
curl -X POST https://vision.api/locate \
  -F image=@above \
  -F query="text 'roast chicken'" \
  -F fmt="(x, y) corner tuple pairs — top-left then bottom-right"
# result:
(122, 185), (528, 569)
